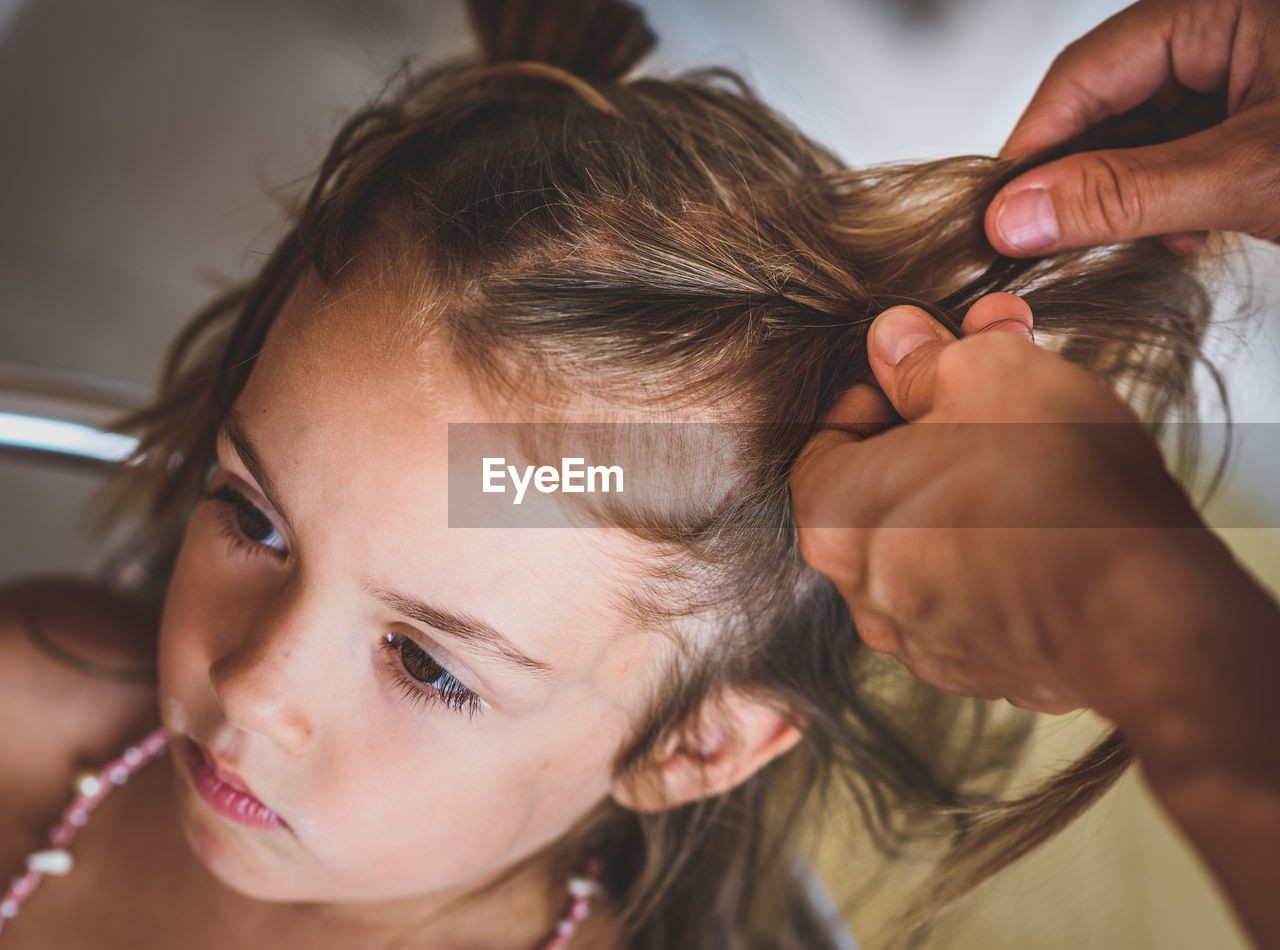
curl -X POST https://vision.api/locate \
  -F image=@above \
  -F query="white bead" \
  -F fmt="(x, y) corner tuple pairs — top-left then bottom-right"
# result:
(76, 773), (102, 797)
(68, 809), (88, 828)
(26, 849), (73, 875)
(567, 876), (606, 899)
(108, 765), (129, 784)
(1, 899), (18, 918)
(123, 747), (144, 767)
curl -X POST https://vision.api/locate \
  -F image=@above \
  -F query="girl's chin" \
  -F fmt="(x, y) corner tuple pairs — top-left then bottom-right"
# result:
(174, 787), (307, 902)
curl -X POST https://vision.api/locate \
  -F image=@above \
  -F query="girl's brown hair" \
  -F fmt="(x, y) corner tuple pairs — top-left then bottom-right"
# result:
(93, 1), (1232, 947)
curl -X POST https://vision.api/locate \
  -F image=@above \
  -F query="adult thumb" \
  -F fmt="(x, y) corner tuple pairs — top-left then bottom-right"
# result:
(985, 119), (1268, 256)
(866, 306), (955, 420)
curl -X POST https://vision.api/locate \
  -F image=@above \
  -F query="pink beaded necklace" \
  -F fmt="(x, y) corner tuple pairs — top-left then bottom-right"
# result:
(0, 728), (605, 948)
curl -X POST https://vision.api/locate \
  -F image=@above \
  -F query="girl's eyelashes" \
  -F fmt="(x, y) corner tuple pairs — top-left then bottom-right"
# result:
(199, 476), (486, 718)
(380, 631), (485, 718)
(198, 483), (289, 559)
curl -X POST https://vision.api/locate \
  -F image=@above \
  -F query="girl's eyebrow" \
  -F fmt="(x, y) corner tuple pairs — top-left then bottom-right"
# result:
(365, 586), (554, 678)
(218, 409), (294, 525)
(216, 410), (553, 679)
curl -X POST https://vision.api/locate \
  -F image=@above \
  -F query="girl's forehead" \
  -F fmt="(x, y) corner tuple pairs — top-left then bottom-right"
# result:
(233, 281), (664, 675)
(264, 279), (445, 383)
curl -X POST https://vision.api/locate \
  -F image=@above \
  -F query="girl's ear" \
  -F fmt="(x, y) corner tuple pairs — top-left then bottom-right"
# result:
(611, 690), (803, 813)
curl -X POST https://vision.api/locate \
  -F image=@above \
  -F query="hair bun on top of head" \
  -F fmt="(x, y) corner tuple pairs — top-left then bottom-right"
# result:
(465, 0), (656, 82)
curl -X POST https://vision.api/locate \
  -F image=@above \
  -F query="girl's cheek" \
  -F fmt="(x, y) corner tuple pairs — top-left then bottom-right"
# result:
(184, 508), (238, 576)
(156, 627), (195, 740)
(171, 512), (259, 622)
(161, 693), (194, 736)
(158, 524), (227, 697)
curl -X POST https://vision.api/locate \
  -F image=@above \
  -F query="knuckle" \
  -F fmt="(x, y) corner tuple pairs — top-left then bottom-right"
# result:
(1231, 132), (1277, 186)
(1223, 124), (1280, 238)
(794, 526), (823, 570)
(798, 527), (868, 598)
(795, 524), (836, 572)
(851, 610), (900, 655)
(1067, 151), (1152, 240)
(860, 544), (949, 651)
(862, 528), (929, 618)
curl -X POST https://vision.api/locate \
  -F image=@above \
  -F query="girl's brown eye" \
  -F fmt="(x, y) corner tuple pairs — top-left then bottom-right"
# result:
(234, 504), (276, 543)
(397, 638), (447, 684)
(380, 632), (482, 716)
(200, 483), (288, 556)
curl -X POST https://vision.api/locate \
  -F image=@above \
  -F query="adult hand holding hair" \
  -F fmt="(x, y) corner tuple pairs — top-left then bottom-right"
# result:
(791, 294), (1280, 948)
(985, 0), (1280, 256)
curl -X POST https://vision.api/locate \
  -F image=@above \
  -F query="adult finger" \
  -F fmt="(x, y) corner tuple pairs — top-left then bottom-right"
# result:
(999, 0), (1241, 161)
(960, 292), (1034, 338)
(1162, 230), (1210, 256)
(821, 295), (1032, 438)
(818, 381), (898, 438)
(865, 305), (956, 420)
(985, 113), (1280, 255)
(791, 383), (897, 524)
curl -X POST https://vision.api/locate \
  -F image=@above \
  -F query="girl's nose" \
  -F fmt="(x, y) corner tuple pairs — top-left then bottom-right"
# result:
(209, 587), (326, 756)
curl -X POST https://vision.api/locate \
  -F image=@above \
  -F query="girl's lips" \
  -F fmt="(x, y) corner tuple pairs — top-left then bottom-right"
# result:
(184, 738), (287, 831)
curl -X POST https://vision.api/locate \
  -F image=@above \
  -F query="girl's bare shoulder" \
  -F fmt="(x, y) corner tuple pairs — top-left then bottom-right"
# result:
(0, 575), (160, 816)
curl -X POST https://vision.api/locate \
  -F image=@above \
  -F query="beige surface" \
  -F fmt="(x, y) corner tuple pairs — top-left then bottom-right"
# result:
(829, 711), (1258, 950)
(917, 713), (1254, 950)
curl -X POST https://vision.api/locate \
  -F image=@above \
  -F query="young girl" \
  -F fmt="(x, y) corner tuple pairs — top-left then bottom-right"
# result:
(0, 1), (1228, 947)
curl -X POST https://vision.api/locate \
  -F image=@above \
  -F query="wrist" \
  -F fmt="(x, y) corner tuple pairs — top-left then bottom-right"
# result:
(1074, 528), (1280, 787)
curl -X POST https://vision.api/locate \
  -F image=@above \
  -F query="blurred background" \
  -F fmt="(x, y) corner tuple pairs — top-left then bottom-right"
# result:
(1, 0), (1276, 947)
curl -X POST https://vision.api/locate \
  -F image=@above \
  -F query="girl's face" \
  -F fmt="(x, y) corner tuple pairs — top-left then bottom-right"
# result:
(157, 279), (669, 918)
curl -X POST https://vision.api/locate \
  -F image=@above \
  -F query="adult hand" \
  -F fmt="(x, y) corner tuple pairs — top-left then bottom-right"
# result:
(985, 0), (1280, 256)
(791, 294), (1280, 949)
(790, 293), (1214, 717)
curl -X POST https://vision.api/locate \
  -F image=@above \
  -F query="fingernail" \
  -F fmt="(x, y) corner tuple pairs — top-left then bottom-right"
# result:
(874, 309), (939, 366)
(997, 187), (1060, 253)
